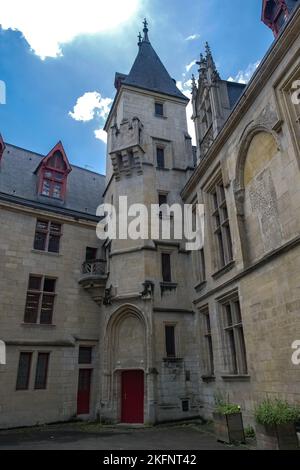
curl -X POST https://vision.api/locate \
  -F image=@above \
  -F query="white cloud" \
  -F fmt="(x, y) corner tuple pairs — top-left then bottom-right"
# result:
(185, 34), (200, 41)
(185, 60), (197, 72)
(0, 0), (140, 59)
(69, 92), (112, 122)
(69, 91), (112, 144)
(228, 61), (261, 84)
(177, 80), (195, 144)
(94, 128), (107, 144)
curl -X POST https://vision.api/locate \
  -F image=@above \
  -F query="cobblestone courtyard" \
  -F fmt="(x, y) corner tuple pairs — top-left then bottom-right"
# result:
(0, 421), (249, 450)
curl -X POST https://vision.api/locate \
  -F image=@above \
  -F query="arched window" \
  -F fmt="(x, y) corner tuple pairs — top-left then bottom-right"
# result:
(36, 142), (71, 201)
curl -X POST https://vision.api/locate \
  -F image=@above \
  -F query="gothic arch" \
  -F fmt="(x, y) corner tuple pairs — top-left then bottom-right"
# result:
(103, 304), (149, 374)
(235, 124), (281, 194)
(233, 125), (282, 265)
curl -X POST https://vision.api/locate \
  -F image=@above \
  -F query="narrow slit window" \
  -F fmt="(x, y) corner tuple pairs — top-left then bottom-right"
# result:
(165, 325), (176, 358)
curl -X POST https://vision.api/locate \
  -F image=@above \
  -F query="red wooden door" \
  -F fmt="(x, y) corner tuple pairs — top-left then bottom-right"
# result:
(121, 370), (144, 424)
(77, 369), (92, 415)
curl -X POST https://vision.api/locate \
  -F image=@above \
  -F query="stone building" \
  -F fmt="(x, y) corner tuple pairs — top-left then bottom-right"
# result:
(0, 1), (300, 429)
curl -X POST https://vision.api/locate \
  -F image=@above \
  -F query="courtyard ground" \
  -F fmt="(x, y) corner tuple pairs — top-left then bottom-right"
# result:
(0, 420), (252, 450)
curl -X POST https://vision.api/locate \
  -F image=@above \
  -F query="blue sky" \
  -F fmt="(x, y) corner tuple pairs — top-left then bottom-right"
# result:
(0, 0), (273, 175)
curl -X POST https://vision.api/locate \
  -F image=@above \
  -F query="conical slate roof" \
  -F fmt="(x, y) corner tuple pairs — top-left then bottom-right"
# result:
(123, 23), (188, 101)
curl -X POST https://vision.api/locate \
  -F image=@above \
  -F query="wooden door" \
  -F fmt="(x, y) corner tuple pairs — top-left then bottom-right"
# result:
(121, 370), (144, 424)
(77, 369), (92, 415)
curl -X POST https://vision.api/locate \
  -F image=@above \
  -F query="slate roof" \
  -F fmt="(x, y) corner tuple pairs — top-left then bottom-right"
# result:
(122, 38), (188, 101)
(226, 82), (247, 109)
(0, 143), (105, 219)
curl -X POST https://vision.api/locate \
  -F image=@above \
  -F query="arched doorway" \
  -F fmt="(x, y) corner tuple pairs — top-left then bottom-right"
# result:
(103, 304), (148, 424)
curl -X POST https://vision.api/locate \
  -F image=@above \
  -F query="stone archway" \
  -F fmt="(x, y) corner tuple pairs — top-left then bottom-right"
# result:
(234, 126), (282, 264)
(101, 304), (150, 423)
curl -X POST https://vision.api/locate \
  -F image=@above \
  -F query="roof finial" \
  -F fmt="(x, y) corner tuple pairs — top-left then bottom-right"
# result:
(204, 42), (220, 81)
(143, 18), (149, 42)
(138, 32), (142, 47)
(205, 41), (211, 57)
(191, 74), (197, 93)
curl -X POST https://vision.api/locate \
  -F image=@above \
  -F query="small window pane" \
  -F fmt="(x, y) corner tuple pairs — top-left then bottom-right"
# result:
(159, 194), (168, 207)
(225, 304), (233, 327)
(48, 235), (60, 253)
(40, 295), (55, 324)
(234, 301), (242, 324)
(165, 325), (176, 357)
(34, 232), (47, 251)
(162, 253), (171, 283)
(41, 180), (50, 196)
(34, 353), (49, 390)
(28, 275), (42, 291)
(155, 102), (164, 116)
(36, 220), (49, 231)
(79, 347), (93, 365)
(86, 247), (98, 262)
(16, 353), (32, 390)
(53, 171), (64, 181)
(50, 223), (61, 234)
(24, 292), (40, 324)
(43, 278), (56, 293)
(53, 183), (62, 199)
(157, 148), (165, 168)
(182, 400), (189, 412)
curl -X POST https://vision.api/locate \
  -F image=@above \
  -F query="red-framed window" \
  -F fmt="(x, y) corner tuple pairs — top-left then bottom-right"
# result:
(24, 275), (57, 325)
(36, 142), (71, 201)
(262, 0), (289, 36)
(34, 220), (62, 253)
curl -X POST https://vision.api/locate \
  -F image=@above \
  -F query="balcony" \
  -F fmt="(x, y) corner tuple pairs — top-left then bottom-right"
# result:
(78, 259), (108, 306)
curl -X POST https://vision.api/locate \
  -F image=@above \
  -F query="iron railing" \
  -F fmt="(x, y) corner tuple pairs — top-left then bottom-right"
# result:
(81, 259), (107, 276)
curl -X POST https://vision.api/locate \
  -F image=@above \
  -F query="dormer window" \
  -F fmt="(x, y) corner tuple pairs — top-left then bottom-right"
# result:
(36, 142), (72, 202)
(261, 0), (291, 37)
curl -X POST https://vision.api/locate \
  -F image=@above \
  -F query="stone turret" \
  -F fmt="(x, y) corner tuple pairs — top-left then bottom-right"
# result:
(192, 44), (246, 162)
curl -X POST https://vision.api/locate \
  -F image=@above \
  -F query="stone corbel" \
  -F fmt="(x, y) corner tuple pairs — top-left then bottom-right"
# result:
(121, 150), (131, 177)
(110, 153), (120, 181)
(132, 147), (143, 175)
(141, 280), (154, 300)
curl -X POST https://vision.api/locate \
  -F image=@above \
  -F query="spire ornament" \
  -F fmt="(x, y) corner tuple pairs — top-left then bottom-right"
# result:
(191, 74), (197, 92)
(205, 42), (220, 81)
(138, 32), (142, 47)
(196, 53), (207, 80)
(143, 18), (149, 42)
